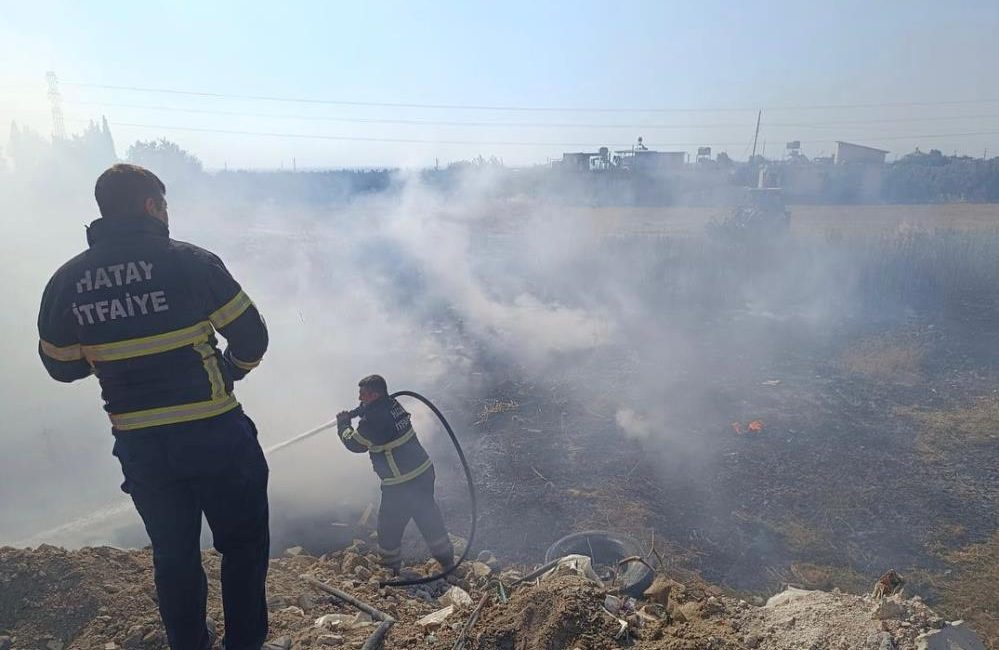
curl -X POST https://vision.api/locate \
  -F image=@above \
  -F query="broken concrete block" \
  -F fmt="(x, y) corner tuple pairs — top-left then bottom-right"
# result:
(315, 613), (355, 629)
(643, 576), (674, 606)
(871, 599), (906, 620)
(469, 562), (492, 578)
(679, 601), (702, 621)
(416, 605), (455, 630)
(765, 587), (814, 608)
(915, 621), (986, 650)
(440, 586), (473, 608)
(318, 634), (344, 646)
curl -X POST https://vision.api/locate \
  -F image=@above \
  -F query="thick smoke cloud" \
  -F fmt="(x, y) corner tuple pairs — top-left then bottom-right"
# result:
(0, 164), (626, 548)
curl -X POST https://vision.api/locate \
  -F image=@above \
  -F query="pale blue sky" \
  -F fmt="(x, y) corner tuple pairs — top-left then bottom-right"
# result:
(2, 0), (998, 168)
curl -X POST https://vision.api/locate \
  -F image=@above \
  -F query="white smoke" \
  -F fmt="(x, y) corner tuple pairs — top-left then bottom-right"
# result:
(615, 408), (653, 439)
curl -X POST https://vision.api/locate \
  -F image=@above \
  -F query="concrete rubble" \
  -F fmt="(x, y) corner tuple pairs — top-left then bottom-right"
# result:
(0, 543), (989, 650)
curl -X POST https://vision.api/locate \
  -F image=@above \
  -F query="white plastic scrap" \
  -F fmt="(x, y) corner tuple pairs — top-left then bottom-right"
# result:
(614, 618), (629, 639)
(542, 554), (603, 585)
(416, 605), (455, 629)
(314, 614), (355, 629)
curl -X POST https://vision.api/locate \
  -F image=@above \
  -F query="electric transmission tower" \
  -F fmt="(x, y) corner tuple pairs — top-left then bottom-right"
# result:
(45, 71), (66, 140)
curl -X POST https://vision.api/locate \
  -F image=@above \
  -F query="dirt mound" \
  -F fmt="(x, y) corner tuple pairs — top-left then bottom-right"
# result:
(0, 544), (160, 649)
(472, 575), (614, 650)
(0, 544), (988, 650)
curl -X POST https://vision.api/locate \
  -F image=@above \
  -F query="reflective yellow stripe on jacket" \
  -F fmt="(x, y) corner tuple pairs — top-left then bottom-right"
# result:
(229, 353), (261, 371)
(194, 342), (227, 400)
(381, 458), (432, 486)
(110, 395), (239, 431)
(39, 339), (84, 362)
(210, 290), (253, 329)
(342, 426), (431, 485)
(369, 427), (415, 453)
(81, 321), (214, 362)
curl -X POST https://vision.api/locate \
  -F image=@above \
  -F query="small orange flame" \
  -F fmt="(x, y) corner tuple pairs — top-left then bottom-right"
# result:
(748, 419), (764, 433)
(731, 422), (743, 434)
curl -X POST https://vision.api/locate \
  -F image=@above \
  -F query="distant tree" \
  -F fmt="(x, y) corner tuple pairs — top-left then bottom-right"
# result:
(7, 122), (49, 171)
(58, 117), (118, 172)
(897, 148), (949, 167)
(126, 138), (203, 181)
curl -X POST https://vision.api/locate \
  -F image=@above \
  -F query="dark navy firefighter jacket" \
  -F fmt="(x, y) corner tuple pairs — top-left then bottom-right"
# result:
(37, 214), (268, 431)
(338, 396), (433, 486)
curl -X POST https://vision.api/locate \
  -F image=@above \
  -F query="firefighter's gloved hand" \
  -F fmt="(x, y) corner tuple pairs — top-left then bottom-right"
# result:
(336, 411), (352, 426)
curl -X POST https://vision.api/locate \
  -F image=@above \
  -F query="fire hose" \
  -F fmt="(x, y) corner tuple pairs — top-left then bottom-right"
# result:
(18, 391), (477, 586)
(266, 390), (477, 588)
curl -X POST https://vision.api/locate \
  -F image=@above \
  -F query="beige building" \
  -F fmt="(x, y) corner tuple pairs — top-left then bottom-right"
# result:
(835, 141), (889, 165)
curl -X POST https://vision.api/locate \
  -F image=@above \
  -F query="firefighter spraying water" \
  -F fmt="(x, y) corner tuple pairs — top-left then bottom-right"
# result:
(336, 375), (455, 574)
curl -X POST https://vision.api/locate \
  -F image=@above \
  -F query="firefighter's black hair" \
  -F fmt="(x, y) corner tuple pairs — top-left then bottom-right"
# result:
(359, 374), (388, 396)
(95, 164), (166, 218)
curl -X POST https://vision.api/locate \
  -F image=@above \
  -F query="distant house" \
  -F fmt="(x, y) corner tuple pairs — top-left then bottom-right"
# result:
(835, 141), (889, 165)
(558, 152), (596, 172)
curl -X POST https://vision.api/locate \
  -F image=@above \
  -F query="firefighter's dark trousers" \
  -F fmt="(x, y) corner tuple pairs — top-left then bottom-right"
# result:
(113, 410), (270, 650)
(377, 467), (454, 569)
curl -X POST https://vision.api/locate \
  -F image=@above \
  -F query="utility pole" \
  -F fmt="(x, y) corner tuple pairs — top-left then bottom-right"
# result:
(45, 71), (66, 140)
(750, 109), (761, 161)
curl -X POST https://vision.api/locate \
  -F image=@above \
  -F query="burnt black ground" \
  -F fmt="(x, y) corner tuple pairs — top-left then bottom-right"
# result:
(442, 309), (999, 604)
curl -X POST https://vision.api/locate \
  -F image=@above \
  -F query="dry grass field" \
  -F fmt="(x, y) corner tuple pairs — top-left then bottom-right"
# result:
(569, 202), (999, 236)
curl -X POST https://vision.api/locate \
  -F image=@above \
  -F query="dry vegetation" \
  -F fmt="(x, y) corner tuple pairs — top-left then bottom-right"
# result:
(936, 532), (999, 648)
(574, 203), (999, 236)
(900, 395), (999, 461)
(839, 333), (925, 382)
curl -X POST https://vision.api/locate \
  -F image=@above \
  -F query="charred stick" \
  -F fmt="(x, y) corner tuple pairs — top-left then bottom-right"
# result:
(361, 621), (394, 650)
(452, 592), (491, 650)
(511, 558), (562, 586)
(300, 575), (396, 623)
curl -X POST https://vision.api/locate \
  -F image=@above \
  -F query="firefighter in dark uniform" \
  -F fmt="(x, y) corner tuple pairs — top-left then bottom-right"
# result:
(37, 164), (272, 650)
(337, 375), (455, 571)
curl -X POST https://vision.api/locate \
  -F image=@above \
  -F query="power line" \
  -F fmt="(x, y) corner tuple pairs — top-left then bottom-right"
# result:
(97, 118), (999, 148)
(60, 99), (999, 131)
(62, 81), (999, 113)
